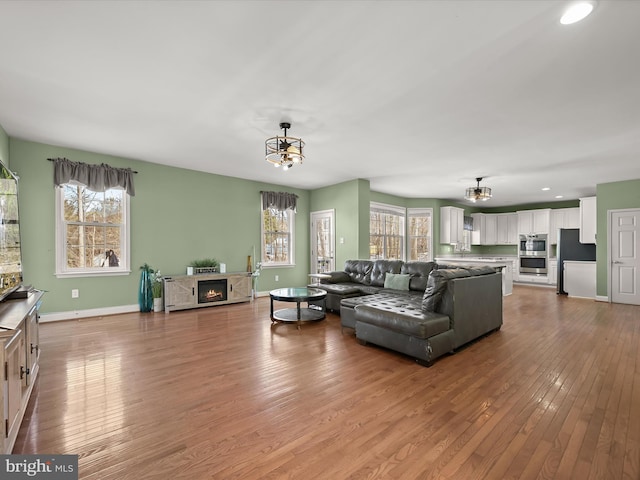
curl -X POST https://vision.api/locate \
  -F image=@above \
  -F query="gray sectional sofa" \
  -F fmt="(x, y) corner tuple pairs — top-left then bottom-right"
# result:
(313, 259), (503, 366)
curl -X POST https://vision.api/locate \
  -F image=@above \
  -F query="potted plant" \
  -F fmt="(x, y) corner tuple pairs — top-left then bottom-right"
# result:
(187, 258), (220, 275)
(151, 270), (163, 312)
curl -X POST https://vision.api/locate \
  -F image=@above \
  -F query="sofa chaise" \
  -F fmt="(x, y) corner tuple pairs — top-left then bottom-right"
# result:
(313, 259), (503, 366)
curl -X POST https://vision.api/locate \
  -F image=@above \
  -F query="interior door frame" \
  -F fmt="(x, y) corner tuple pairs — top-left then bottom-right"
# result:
(310, 209), (335, 274)
(607, 207), (640, 304)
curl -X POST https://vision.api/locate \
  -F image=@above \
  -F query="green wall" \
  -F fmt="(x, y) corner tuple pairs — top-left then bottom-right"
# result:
(11, 138), (310, 314)
(310, 179), (371, 267)
(6, 125), (640, 314)
(0, 124), (8, 167)
(595, 179), (640, 297)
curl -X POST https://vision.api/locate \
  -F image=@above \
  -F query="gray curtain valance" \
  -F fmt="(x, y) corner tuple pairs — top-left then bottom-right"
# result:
(261, 191), (298, 212)
(51, 157), (136, 196)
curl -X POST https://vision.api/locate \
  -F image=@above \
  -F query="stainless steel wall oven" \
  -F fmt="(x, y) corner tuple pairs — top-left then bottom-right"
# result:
(519, 234), (548, 275)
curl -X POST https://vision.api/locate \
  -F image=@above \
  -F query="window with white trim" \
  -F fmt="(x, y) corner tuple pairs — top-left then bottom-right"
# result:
(369, 202), (405, 260)
(261, 206), (295, 266)
(55, 183), (130, 277)
(407, 208), (433, 261)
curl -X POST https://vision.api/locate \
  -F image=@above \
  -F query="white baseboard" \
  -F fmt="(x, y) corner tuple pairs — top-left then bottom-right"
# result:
(40, 304), (140, 323)
(595, 295), (609, 302)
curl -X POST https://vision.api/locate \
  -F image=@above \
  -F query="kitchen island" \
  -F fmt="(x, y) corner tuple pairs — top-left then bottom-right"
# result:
(436, 257), (513, 296)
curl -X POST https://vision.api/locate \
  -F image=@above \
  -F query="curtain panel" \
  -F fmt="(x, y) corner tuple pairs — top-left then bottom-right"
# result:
(260, 191), (298, 212)
(52, 157), (136, 196)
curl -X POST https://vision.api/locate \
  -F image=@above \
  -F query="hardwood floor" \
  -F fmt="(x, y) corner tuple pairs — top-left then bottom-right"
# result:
(14, 285), (640, 479)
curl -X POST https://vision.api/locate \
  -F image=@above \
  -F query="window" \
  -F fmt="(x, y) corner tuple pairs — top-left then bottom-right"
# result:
(407, 208), (433, 261)
(55, 183), (130, 277)
(370, 202), (405, 260)
(262, 206), (295, 266)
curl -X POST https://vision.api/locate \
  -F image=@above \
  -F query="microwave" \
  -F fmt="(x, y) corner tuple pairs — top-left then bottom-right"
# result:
(519, 234), (547, 257)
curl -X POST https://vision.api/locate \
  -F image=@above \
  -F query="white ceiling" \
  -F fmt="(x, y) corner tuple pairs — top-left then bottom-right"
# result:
(1, 1), (639, 207)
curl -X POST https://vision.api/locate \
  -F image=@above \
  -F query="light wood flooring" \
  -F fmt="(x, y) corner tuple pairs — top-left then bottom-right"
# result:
(14, 285), (640, 479)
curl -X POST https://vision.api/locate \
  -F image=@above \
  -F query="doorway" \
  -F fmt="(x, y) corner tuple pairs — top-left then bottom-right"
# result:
(310, 209), (335, 274)
(609, 208), (640, 305)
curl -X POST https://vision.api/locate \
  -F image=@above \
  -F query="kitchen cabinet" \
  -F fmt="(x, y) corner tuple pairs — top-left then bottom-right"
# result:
(471, 213), (516, 246)
(548, 259), (558, 285)
(0, 290), (44, 454)
(564, 261), (596, 298)
(549, 208), (580, 244)
(440, 206), (464, 244)
(517, 209), (550, 235)
(496, 213), (518, 245)
(580, 196), (597, 244)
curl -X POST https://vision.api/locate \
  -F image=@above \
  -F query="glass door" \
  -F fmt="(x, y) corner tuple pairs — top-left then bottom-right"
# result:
(310, 209), (335, 274)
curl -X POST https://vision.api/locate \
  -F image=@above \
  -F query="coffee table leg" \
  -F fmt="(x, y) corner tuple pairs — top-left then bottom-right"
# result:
(270, 295), (275, 323)
(296, 299), (302, 329)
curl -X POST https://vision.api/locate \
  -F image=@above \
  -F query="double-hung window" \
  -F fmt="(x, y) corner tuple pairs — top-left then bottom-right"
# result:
(369, 202), (405, 260)
(261, 196), (296, 267)
(55, 183), (130, 276)
(407, 208), (433, 261)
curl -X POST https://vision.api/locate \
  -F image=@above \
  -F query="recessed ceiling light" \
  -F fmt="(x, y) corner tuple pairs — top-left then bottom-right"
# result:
(542, 187), (551, 191)
(555, 195), (564, 199)
(560, 2), (595, 25)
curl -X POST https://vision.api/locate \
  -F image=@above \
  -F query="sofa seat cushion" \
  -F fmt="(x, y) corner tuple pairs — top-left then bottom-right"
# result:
(316, 283), (364, 295)
(355, 304), (450, 339)
(341, 291), (420, 310)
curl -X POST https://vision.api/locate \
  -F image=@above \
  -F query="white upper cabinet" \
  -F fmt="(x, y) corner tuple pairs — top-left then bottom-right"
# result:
(496, 213), (518, 245)
(440, 206), (464, 244)
(517, 209), (550, 235)
(580, 196), (597, 244)
(482, 214), (498, 245)
(549, 207), (580, 244)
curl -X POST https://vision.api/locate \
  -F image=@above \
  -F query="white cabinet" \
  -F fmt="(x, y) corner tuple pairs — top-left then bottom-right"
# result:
(471, 213), (482, 245)
(471, 213), (516, 246)
(548, 259), (558, 285)
(482, 214), (498, 245)
(549, 207), (580, 244)
(580, 196), (597, 244)
(0, 290), (43, 454)
(496, 213), (518, 245)
(564, 261), (596, 298)
(517, 209), (550, 235)
(440, 206), (464, 244)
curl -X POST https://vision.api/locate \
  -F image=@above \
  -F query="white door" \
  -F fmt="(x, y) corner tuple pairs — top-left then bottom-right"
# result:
(610, 209), (640, 305)
(310, 209), (335, 274)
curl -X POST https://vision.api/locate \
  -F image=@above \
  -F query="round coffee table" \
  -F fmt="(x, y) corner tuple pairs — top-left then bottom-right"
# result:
(269, 287), (327, 328)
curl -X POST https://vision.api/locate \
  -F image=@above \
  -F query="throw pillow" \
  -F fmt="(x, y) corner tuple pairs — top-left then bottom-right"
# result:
(384, 273), (411, 291)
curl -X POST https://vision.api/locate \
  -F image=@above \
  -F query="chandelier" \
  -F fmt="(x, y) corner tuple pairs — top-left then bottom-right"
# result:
(265, 122), (305, 170)
(465, 177), (492, 202)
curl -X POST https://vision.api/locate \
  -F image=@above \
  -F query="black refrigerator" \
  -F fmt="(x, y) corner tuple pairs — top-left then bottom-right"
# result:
(557, 228), (596, 294)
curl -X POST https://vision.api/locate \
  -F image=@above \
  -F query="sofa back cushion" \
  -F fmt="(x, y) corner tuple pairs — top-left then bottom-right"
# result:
(370, 260), (404, 287)
(422, 268), (471, 312)
(344, 260), (373, 285)
(401, 261), (437, 291)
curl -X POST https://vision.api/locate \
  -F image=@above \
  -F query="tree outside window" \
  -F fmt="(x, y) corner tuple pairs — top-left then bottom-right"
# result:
(56, 184), (129, 276)
(408, 208), (433, 261)
(370, 203), (405, 260)
(262, 207), (294, 266)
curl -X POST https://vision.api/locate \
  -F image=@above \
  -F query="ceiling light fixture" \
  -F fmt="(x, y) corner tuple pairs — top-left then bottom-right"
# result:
(560, 2), (595, 25)
(265, 122), (305, 171)
(465, 177), (492, 203)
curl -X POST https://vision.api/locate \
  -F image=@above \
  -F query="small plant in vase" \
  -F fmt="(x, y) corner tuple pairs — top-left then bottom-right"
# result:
(150, 270), (163, 312)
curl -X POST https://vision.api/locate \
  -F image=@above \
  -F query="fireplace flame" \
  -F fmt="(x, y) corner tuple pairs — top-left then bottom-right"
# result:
(206, 289), (223, 300)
